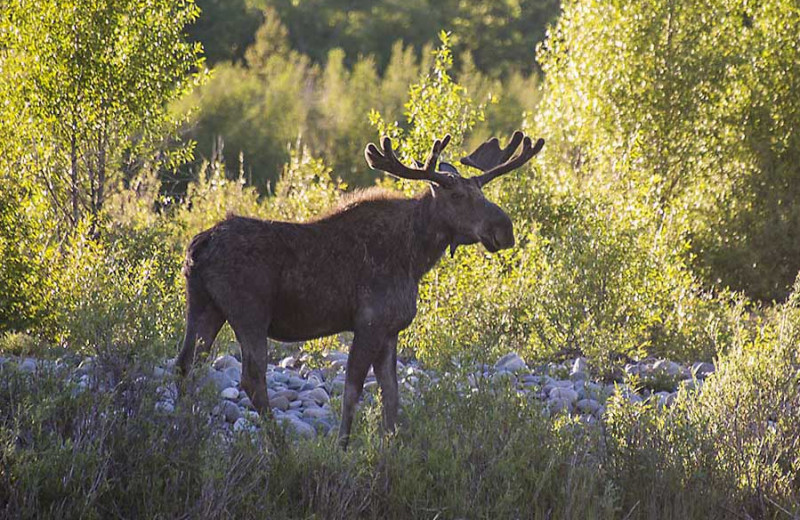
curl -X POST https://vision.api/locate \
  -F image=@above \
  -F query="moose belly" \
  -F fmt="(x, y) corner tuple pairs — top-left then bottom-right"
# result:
(267, 288), (355, 342)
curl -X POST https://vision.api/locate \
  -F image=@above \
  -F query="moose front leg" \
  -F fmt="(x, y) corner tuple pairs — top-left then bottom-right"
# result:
(373, 335), (399, 434)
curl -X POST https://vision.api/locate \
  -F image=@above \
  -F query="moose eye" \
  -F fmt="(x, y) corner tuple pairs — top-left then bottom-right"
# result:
(450, 192), (465, 201)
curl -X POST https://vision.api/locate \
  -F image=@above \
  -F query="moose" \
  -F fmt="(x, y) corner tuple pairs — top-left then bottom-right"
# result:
(177, 131), (545, 447)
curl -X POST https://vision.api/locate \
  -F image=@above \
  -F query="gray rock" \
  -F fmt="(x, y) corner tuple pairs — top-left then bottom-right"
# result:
(680, 378), (702, 392)
(220, 401), (241, 423)
(330, 378), (345, 394)
(492, 371), (515, 385)
(279, 356), (297, 369)
(224, 366), (241, 383)
(270, 372), (289, 384)
(692, 362), (715, 378)
(287, 376), (305, 390)
(213, 355), (241, 371)
(653, 359), (681, 376)
(549, 387), (579, 402)
(19, 358), (37, 373)
(569, 371), (588, 382)
(553, 379), (574, 389)
(303, 407), (331, 419)
(157, 383), (178, 401)
(548, 397), (572, 413)
(624, 363), (641, 376)
(206, 370), (235, 391)
(270, 395), (290, 411)
(233, 417), (255, 433)
(289, 400), (302, 409)
(153, 366), (168, 379)
(155, 401), (174, 414)
(274, 389), (298, 402)
(576, 398), (600, 414)
(239, 397), (254, 410)
(655, 391), (675, 408)
(572, 357), (589, 375)
(494, 352), (527, 373)
(76, 358), (94, 376)
(286, 417), (315, 438)
(220, 387), (239, 400)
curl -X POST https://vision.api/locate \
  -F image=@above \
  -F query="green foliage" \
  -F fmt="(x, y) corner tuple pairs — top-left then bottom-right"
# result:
(535, 0), (800, 301)
(0, 0), (205, 232)
(260, 0), (559, 77)
(604, 280), (800, 517)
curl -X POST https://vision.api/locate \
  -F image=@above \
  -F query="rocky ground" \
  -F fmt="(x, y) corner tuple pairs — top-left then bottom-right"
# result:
(1, 352), (716, 439)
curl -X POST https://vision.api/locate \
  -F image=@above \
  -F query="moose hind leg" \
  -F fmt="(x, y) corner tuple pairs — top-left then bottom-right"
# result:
(373, 335), (399, 434)
(177, 296), (225, 377)
(338, 333), (374, 449)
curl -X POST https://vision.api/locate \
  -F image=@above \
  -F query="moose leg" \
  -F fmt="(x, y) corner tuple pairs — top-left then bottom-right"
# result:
(373, 335), (399, 434)
(177, 298), (225, 377)
(338, 332), (374, 449)
(235, 329), (271, 416)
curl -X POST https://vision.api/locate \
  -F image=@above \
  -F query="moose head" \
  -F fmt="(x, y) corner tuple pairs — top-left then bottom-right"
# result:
(365, 131), (545, 257)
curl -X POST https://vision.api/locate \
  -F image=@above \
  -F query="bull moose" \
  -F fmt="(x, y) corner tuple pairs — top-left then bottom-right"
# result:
(177, 131), (544, 447)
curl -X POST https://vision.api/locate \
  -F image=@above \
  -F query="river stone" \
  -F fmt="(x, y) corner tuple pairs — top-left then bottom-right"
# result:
(572, 357), (589, 375)
(270, 395), (290, 411)
(653, 359), (681, 376)
(206, 370), (235, 391)
(548, 397), (572, 413)
(692, 362), (715, 378)
(220, 387), (239, 400)
(274, 389), (298, 402)
(549, 387), (579, 402)
(19, 358), (37, 373)
(494, 353), (527, 373)
(286, 417), (315, 438)
(492, 371), (515, 385)
(233, 417), (255, 433)
(155, 401), (174, 414)
(224, 366), (241, 383)
(576, 398), (600, 414)
(213, 355), (241, 371)
(287, 376), (305, 390)
(239, 397), (254, 410)
(270, 372), (289, 384)
(303, 407), (331, 419)
(220, 401), (241, 423)
(279, 356), (296, 369)
(289, 400), (302, 409)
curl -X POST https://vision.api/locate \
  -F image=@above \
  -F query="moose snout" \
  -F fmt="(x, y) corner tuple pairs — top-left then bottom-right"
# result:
(481, 212), (514, 252)
(494, 219), (515, 250)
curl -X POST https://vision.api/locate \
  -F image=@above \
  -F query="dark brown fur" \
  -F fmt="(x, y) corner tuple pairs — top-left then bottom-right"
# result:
(178, 134), (542, 447)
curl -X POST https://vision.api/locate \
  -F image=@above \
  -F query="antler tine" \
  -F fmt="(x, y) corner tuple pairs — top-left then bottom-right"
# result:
(474, 136), (545, 187)
(364, 135), (454, 185)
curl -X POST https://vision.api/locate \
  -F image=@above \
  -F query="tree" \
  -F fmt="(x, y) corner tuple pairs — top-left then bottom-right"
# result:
(535, 0), (800, 301)
(0, 0), (205, 235)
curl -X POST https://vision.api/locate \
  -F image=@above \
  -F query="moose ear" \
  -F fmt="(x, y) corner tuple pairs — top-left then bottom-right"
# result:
(438, 162), (460, 175)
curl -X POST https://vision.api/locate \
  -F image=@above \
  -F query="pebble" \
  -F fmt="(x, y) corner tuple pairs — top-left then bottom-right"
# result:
(213, 355), (241, 372)
(219, 401), (241, 423)
(494, 352), (527, 373)
(19, 358), (37, 373)
(549, 387), (579, 403)
(7, 352), (713, 440)
(270, 395), (290, 411)
(220, 387), (239, 400)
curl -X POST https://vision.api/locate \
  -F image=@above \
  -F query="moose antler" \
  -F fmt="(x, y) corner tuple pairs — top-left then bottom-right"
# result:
(461, 131), (545, 187)
(365, 135), (455, 186)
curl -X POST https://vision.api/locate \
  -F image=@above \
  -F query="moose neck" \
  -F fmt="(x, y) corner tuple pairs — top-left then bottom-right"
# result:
(409, 188), (451, 280)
